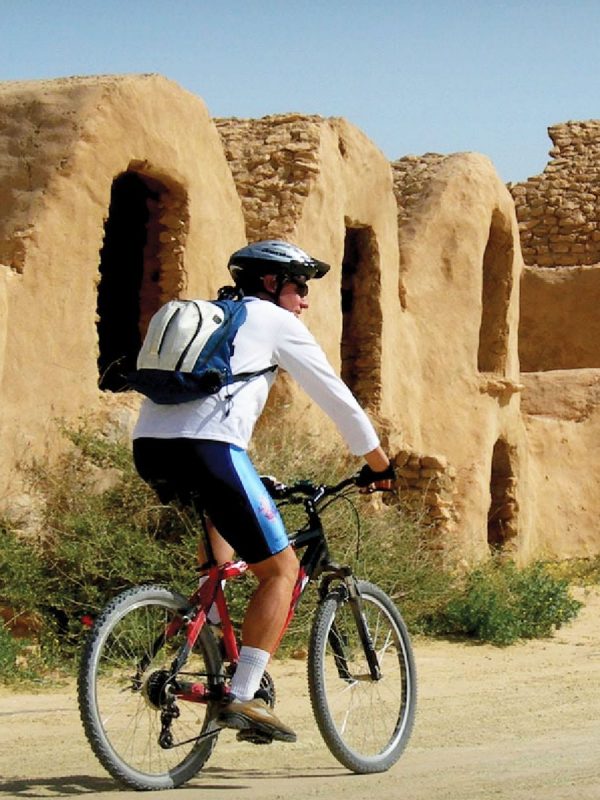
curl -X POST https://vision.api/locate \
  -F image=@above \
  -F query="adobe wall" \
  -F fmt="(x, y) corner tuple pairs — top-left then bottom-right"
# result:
(391, 153), (531, 561)
(0, 74), (246, 506)
(520, 265), (600, 371)
(520, 370), (600, 558)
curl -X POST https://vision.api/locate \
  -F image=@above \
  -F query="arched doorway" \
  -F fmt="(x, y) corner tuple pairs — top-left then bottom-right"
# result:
(96, 169), (188, 392)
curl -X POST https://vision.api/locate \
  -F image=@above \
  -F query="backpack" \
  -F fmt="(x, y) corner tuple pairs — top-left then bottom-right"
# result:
(128, 298), (276, 404)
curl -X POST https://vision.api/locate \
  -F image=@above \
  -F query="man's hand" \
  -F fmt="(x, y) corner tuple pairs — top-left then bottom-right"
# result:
(356, 463), (396, 493)
(260, 475), (288, 498)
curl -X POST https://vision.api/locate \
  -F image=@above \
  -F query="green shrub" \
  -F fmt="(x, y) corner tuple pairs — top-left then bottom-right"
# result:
(422, 558), (582, 646)
(0, 623), (48, 684)
(0, 625), (23, 677)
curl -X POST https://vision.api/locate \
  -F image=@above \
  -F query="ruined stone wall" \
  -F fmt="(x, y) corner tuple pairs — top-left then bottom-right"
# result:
(510, 121), (600, 267)
(215, 114), (323, 243)
(392, 152), (447, 228)
(511, 121), (600, 371)
(393, 449), (458, 543)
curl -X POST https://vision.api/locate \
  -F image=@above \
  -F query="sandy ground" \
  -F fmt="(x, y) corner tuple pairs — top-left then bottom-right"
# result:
(1, 587), (600, 800)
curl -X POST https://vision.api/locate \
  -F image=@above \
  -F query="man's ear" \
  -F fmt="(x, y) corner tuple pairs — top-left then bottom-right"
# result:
(262, 274), (278, 292)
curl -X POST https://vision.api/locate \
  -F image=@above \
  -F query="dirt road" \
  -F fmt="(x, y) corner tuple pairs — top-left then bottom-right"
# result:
(1, 587), (599, 800)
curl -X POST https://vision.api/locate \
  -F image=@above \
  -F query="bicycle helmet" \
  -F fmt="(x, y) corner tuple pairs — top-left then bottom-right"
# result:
(228, 240), (330, 295)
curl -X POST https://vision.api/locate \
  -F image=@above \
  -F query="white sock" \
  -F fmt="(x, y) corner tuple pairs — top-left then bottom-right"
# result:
(230, 646), (270, 702)
(198, 575), (223, 624)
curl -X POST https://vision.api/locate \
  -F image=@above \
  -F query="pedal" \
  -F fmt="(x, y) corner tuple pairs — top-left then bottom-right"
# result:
(236, 727), (274, 745)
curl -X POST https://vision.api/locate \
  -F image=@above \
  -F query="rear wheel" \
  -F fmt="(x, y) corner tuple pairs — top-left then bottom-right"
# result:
(308, 581), (416, 773)
(78, 585), (223, 790)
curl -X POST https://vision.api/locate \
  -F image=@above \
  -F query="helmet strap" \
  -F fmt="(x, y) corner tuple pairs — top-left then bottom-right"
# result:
(274, 273), (288, 303)
(260, 273), (288, 304)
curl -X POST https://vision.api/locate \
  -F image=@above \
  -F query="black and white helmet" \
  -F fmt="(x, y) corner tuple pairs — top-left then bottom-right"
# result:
(228, 240), (330, 288)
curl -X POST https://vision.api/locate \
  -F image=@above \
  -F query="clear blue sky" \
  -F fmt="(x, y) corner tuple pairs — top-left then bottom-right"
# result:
(2, 0), (599, 183)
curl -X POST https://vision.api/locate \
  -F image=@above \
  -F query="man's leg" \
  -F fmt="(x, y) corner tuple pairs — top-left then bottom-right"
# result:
(196, 517), (234, 624)
(197, 516), (235, 567)
(228, 545), (298, 700)
(243, 545), (298, 651)
(220, 545), (299, 742)
(191, 443), (299, 740)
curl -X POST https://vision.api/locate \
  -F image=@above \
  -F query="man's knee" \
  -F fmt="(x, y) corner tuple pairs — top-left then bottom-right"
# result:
(250, 546), (298, 584)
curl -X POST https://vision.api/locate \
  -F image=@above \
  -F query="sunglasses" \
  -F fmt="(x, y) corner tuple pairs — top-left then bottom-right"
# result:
(286, 278), (309, 298)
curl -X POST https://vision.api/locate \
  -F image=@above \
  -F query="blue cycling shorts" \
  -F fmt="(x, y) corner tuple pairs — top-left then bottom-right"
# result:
(133, 438), (289, 564)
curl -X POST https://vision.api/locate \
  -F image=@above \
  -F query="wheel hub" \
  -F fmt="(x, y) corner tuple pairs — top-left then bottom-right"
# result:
(142, 669), (173, 710)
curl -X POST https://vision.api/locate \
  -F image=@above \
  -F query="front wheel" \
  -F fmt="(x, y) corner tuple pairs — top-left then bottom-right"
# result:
(308, 580), (416, 773)
(78, 585), (223, 791)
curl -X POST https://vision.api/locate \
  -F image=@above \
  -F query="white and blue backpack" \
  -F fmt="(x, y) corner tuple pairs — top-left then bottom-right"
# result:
(129, 297), (275, 404)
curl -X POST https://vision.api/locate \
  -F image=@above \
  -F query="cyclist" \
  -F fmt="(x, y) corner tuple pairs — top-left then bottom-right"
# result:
(132, 239), (395, 743)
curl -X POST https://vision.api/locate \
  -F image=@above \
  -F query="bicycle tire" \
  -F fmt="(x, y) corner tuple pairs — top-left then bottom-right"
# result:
(307, 580), (416, 773)
(78, 584), (223, 791)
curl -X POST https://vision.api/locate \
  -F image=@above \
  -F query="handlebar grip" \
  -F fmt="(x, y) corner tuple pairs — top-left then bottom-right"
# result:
(284, 480), (316, 497)
(260, 475), (289, 499)
(355, 463), (396, 487)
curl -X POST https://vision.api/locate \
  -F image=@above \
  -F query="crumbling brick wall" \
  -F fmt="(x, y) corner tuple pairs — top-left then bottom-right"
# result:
(393, 449), (458, 542)
(509, 121), (600, 267)
(215, 114), (323, 242)
(391, 153), (446, 228)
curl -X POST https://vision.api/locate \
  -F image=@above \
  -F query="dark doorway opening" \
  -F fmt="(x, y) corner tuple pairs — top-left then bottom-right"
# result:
(96, 170), (188, 392)
(487, 438), (518, 551)
(478, 210), (514, 373)
(97, 172), (155, 391)
(341, 225), (382, 409)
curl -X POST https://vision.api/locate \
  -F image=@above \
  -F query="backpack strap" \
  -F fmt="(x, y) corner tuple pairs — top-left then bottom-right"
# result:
(225, 297), (277, 385)
(231, 364), (277, 383)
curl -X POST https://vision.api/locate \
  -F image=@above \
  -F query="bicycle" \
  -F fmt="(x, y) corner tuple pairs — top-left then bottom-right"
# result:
(78, 472), (417, 791)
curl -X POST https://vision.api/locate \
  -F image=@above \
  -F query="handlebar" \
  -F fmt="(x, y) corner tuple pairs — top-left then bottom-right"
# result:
(282, 475), (357, 500)
(260, 473), (356, 503)
(263, 471), (391, 506)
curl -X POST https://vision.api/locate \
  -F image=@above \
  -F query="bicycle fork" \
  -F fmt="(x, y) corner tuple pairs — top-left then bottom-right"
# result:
(327, 576), (382, 683)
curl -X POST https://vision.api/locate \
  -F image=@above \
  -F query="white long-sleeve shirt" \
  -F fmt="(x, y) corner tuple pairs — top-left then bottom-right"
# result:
(132, 297), (379, 456)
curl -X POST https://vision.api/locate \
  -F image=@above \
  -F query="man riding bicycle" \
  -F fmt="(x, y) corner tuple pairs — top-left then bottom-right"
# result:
(132, 239), (395, 743)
